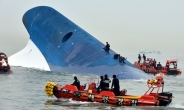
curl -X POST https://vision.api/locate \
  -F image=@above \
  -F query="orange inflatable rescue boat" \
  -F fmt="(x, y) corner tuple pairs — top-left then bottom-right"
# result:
(134, 58), (181, 75)
(44, 73), (173, 106)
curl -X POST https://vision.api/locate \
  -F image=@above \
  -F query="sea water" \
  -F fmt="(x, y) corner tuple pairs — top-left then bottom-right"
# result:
(0, 53), (184, 110)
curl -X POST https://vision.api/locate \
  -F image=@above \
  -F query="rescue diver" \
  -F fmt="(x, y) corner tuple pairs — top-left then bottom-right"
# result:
(104, 74), (111, 90)
(97, 76), (105, 93)
(103, 42), (110, 51)
(71, 76), (80, 90)
(111, 74), (120, 96)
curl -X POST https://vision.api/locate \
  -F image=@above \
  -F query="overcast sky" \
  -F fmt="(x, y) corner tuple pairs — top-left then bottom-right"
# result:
(0, 0), (184, 56)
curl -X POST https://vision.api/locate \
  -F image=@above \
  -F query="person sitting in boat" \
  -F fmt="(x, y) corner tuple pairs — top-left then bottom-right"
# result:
(71, 76), (80, 90)
(111, 74), (120, 96)
(157, 62), (162, 71)
(97, 76), (105, 93)
(103, 42), (110, 51)
(103, 74), (111, 90)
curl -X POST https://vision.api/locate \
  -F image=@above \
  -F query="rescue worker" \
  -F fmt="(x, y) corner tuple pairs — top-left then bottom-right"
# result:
(111, 74), (120, 96)
(166, 61), (170, 72)
(143, 54), (146, 62)
(173, 62), (177, 68)
(138, 54), (141, 64)
(157, 62), (162, 71)
(97, 76), (105, 93)
(4, 56), (8, 65)
(114, 54), (120, 59)
(152, 59), (157, 69)
(103, 42), (110, 51)
(119, 56), (126, 63)
(103, 74), (111, 90)
(71, 76), (80, 90)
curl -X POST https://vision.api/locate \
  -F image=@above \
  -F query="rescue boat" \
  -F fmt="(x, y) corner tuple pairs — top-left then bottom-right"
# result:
(0, 52), (11, 73)
(44, 73), (173, 106)
(134, 58), (181, 75)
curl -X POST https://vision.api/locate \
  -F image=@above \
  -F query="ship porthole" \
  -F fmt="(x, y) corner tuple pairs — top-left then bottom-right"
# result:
(62, 32), (73, 43)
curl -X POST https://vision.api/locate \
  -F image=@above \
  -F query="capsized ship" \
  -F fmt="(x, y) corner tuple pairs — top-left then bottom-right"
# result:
(22, 6), (149, 79)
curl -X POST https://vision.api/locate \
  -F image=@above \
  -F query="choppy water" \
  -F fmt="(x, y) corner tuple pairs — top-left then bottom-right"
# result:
(0, 53), (184, 110)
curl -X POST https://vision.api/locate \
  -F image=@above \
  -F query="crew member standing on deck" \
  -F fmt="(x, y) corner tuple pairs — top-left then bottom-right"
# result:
(71, 76), (80, 90)
(138, 54), (141, 64)
(143, 54), (146, 62)
(97, 76), (105, 93)
(157, 62), (162, 71)
(111, 74), (120, 96)
(166, 60), (170, 72)
(103, 74), (111, 90)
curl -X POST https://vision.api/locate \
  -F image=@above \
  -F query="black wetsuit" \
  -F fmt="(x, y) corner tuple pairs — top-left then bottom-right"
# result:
(104, 78), (111, 90)
(111, 78), (120, 96)
(157, 64), (162, 70)
(138, 55), (141, 64)
(98, 79), (105, 92)
(72, 79), (80, 90)
(143, 55), (146, 62)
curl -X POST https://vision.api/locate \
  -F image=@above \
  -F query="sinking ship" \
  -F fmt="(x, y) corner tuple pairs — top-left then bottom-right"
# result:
(10, 6), (149, 79)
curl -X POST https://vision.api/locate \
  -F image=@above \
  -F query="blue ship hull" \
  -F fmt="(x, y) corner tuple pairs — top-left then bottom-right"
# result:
(22, 6), (149, 79)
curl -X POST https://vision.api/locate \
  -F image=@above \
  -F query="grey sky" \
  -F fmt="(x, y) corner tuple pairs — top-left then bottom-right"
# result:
(0, 0), (184, 56)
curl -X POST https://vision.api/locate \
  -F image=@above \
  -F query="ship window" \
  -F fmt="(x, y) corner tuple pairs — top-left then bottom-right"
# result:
(62, 32), (73, 43)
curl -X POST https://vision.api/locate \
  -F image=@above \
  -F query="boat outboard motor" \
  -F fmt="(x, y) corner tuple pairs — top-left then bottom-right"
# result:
(158, 92), (173, 106)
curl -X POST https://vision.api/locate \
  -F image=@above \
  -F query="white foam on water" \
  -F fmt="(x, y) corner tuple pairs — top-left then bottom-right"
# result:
(169, 103), (184, 109)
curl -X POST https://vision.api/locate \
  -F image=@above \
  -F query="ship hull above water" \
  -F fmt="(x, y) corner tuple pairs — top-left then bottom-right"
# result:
(22, 6), (149, 79)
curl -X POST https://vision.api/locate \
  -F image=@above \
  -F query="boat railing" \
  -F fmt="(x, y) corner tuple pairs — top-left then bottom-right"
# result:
(145, 78), (164, 95)
(87, 78), (99, 88)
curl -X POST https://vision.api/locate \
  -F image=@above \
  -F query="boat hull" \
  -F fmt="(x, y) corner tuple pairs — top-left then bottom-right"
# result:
(134, 61), (181, 75)
(50, 84), (172, 106)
